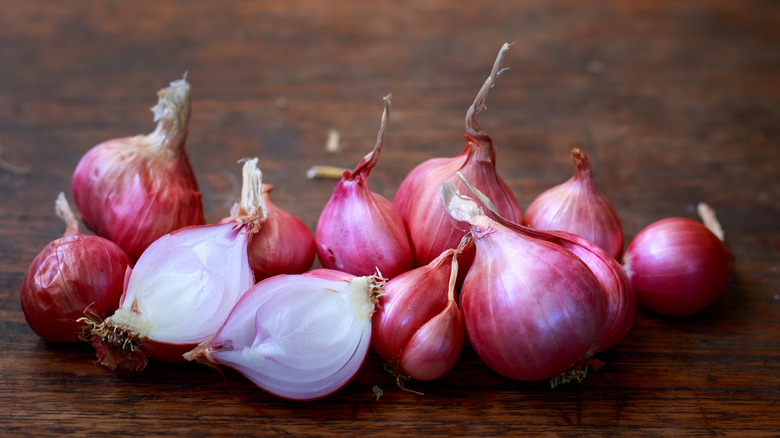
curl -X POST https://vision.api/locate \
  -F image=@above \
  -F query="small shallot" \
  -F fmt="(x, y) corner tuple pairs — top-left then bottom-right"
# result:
(371, 236), (469, 386)
(622, 203), (733, 317)
(185, 271), (385, 401)
(83, 159), (264, 371)
(315, 95), (413, 278)
(21, 193), (132, 343)
(523, 148), (624, 259)
(247, 184), (316, 281)
(72, 76), (205, 261)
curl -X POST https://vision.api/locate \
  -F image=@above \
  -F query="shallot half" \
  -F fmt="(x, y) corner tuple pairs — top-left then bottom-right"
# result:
(72, 75), (204, 261)
(315, 95), (413, 278)
(185, 270), (385, 401)
(83, 159), (264, 371)
(394, 43), (521, 270)
(440, 182), (606, 383)
(623, 203), (733, 317)
(21, 193), (132, 343)
(523, 148), (624, 259)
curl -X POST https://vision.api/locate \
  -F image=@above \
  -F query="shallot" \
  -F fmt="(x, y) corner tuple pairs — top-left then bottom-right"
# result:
(394, 43), (521, 270)
(21, 193), (132, 343)
(185, 270), (385, 401)
(623, 203), (732, 317)
(72, 75), (204, 261)
(523, 148), (624, 259)
(459, 173), (634, 355)
(440, 182), (606, 382)
(247, 184), (316, 281)
(371, 236), (469, 385)
(83, 159), (264, 371)
(315, 95), (413, 278)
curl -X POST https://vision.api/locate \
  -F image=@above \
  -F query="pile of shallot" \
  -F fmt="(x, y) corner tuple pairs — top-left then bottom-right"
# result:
(19, 44), (734, 401)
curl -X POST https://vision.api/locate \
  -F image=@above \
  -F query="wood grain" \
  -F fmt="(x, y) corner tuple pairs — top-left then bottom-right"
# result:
(1, 0), (778, 436)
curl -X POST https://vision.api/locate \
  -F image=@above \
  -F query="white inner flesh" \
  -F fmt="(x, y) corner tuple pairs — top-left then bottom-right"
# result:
(111, 223), (253, 344)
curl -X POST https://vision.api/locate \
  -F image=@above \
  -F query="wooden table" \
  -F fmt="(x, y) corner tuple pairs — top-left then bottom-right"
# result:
(1, 1), (778, 435)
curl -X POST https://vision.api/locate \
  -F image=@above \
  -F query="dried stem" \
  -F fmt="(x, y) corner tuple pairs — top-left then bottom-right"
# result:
(346, 94), (392, 179)
(465, 42), (512, 137)
(231, 158), (266, 231)
(54, 192), (81, 236)
(149, 74), (191, 153)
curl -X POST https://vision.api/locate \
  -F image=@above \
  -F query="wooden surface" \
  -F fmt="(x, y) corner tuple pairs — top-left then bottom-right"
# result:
(1, 0), (778, 436)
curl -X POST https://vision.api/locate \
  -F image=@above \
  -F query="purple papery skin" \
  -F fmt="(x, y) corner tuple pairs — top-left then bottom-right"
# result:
(72, 138), (205, 262)
(316, 177), (413, 279)
(461, 222), (606, 382)
(522, 150), (623, 259)
(394, 137), (521, 269)
(201, 274), (373, 401)
(623, 218), (731, 317)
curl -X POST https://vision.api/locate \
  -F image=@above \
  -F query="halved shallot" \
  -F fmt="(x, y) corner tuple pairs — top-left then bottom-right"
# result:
(83, 159), (264, 371)
(185, 271), (385, 401)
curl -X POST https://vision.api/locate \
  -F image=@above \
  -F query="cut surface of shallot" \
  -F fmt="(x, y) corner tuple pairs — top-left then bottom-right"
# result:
(185, 272), (385, 401)
(85, 159), (264, 371)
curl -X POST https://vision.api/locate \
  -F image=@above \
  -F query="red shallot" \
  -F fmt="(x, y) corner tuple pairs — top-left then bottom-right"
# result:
(459, 173), (634, 355)
(523, 148), (624, 259)
(72, 75), (205, 261)
(315, 95), (413, 278)
(371, 236), (469, 386)
(440, 182), (606, 382)
(622, 203), (732, 317)
(83, 159), (264, 371)
(21, 193), (132, 343)
(247, 184), (316, 281)
(185, 271), (385, 401)
(394, 43), (521, 270)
